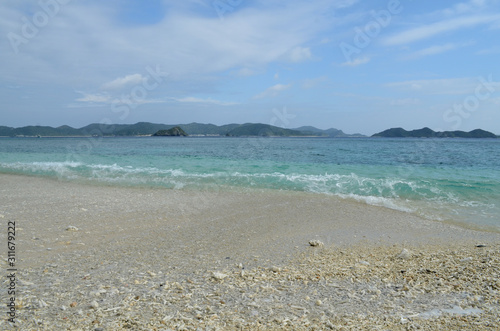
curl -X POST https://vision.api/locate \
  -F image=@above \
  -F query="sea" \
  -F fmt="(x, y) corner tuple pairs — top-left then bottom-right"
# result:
(1, 136), (499, 231)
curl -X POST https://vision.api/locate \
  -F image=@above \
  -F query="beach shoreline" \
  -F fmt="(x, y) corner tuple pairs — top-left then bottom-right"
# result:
(1, 173), (499, 329)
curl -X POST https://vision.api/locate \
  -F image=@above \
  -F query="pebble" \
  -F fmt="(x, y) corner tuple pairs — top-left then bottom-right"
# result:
(309, 239), (324, 247)
(396, 248), (411, 259)
(212, 272), (228, 280)
(10, 231), (500, 330)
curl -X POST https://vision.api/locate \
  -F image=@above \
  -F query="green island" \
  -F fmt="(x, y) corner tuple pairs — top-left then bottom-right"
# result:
(372, 127), (498, 138)
(0, 122), (364, 138)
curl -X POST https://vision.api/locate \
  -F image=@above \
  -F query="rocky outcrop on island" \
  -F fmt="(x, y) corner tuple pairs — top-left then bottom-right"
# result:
(373, 127), (497, 138)
(152, 126), (188, 137)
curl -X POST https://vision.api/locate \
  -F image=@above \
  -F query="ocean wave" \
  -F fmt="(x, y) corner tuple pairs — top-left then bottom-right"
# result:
(1, 160), (498, 229)
(0, 161), (487, 200)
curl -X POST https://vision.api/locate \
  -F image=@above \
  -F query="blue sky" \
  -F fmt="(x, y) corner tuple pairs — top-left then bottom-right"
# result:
(1, 0), (499, 135)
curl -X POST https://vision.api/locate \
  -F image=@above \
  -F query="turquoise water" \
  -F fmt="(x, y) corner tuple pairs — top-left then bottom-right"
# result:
(1, 137), (499, 230)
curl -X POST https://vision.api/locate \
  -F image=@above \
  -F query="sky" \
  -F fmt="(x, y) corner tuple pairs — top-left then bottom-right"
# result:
(1, 0), (500, 135)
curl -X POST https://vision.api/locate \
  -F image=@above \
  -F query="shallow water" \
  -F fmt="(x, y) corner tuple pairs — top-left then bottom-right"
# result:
(1, 136), (499, 230)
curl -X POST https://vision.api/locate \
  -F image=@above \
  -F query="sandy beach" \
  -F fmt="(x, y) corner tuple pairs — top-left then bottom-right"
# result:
(1, 174), (499, 330)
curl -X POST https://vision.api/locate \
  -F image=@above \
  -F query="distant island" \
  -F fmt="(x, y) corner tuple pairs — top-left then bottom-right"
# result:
(0, 122), (364, 138)
(153, 126), (188, 137)
(2, 123), (498, 138)
(372, 127), (498, 138)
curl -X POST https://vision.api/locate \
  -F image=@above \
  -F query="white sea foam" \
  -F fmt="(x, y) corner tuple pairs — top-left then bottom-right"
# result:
(337, 193), (416, 214)
(1, 160), (498, 230)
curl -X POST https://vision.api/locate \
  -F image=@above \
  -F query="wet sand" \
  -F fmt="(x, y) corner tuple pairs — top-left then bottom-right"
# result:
(1, 174), (499, 329)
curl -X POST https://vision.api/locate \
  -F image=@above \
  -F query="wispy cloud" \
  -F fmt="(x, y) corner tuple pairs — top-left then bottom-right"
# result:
(74, 91), (166, 106)
(253, 83), (292, 99)
(386, 77), (500, 95)
(170, 97), (238, 106)
(408, 42), (473, 59)
(427, 0), (491, 18)
(0, 0), (357, 86)
(341, 56), (370, 67)
(75, 92), (112, 103)
(383, 15), (500, 45)
(102, 74), (144, 90)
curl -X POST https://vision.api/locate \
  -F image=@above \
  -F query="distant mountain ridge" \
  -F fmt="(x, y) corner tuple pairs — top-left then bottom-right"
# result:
(226, 124), (306, 137)
(373, 127), (498, 138)
(293, 126), (365, 137)
(0, 122), (365, 138)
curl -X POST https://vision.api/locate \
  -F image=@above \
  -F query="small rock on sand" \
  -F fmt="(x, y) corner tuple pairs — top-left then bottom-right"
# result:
(309, 239), (324, 247)
(212, 272), (228, 280)
(396, 248), (411, 259)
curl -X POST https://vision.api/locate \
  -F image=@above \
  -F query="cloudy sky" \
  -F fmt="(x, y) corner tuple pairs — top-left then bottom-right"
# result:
(1, 0), (500, 135)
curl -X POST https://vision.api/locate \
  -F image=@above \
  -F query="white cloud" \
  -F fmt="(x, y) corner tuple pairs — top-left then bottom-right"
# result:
(383, 15), (500, 45)
(75, 91), (166, 107)
(341, 56), (370, 67)
(102, 74), (144, 90)
(0, 0), (355, 87)
(170, 97), (238, 106)
(75, 92), (112, 103)
(253, 84), (292, 99)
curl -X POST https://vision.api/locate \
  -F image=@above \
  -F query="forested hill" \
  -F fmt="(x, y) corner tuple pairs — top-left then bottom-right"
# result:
(0, 122), (364, 137)
(372, 127), (497, 138)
